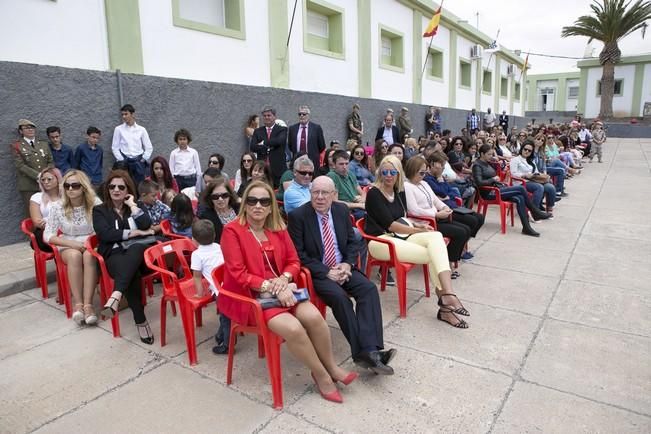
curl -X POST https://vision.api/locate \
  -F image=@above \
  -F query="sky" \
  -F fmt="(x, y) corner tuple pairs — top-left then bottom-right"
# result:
(443, 0), (651, 74)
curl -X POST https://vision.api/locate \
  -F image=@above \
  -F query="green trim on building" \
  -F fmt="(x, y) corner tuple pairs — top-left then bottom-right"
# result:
(424, 47), (444, 82)
(378, 24), (405, 73)
(577, 67), (588, 115)
(526, 77), (537, 110)
(493, 54), (501, 109)
(448, 29), (457, 107)
(508, 74), (514, 115)
(104, 0), (144, 73)
(475, 59), (482, 109)
(412, 9), (422, 104)
(171, 0), (245, 40)
(458, 56), (471, 89)
(577, 54), (651, 68)
(302, 0), (345, 60)
(631, 63), (645, 116)
(595, 78), (624, 97)
(556, 76), (567, 111)
(357, 0), (371, 98)
(527, 71), (580, 81)
(269, 0), (289, 88)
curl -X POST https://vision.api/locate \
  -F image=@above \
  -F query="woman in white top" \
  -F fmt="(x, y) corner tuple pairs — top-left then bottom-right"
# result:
(30, 167), (62, 251)
(509, 140), (557, 214)
(44, 170), (102, 325)
(403, 156), (472, 273)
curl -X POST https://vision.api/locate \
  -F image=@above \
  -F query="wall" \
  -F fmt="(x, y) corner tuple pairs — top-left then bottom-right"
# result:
(638, 64), (651, 116)
(1, 60), (528, 246)
(0, 0), (109, 71)
(455, 35), (477, 110)
(565, 79), (580, 111)
(583, 64), (635, 118)
(420, 16), (450, 107)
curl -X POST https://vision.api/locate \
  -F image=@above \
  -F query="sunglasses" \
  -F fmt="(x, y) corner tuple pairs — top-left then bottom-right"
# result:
(296, 170), (313, 177)
(547, 136), (554, 139)
(354, 151), (365, 156)
(209, 160), (220, 165)
(418, 171), (428, 176)
(63, 182), (82, 190)
(210, 192), (230, 200)
(108, 184), (127, 191)
(298, 112), (308, 117)
(40, 177), (55, 183)
(242, 159), (253, 163)
(522, 148), (533, 153)
(381, 169), (399, 176)
(245, 196), (272, 207)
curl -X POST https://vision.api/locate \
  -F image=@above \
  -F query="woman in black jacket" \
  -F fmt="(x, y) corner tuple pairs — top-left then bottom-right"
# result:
(197, 177), (240, 243)
(471, 144), (550, 237)
(93, 170), (156, 344)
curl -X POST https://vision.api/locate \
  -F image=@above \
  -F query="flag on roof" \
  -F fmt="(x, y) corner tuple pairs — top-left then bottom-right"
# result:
(423, 4), (443, 37)
(486, 40), (498, 50)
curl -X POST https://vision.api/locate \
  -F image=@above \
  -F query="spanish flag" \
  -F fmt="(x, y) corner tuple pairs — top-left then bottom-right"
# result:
(423, 4), (442, 37)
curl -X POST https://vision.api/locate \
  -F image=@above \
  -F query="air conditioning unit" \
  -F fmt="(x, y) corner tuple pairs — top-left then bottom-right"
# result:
(507, 64), (514, 76)
(470, 45), (482, 59)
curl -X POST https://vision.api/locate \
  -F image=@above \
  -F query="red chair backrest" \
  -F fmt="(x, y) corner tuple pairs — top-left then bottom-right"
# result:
(143, 239), (196, 294)
(20, 218), (40, 251)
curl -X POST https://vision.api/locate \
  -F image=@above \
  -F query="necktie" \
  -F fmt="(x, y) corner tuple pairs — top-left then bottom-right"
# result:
(29, 140), (34, 148)
(300, 125), (307, 153)
(266, 127), (271, 140)
(321, 214), (337, 268)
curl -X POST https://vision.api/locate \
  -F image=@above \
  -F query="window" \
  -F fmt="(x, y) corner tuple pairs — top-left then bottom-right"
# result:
(568, 86), (579, 99)
(172, 0), (245, 40)
(459, 60), (471, 88)
(596, 79), (623, 96)
(501, 77), (508, 98)
(379, 25), (404, 71)
(427, 48), (443, 79)
(304, 0), (344, 58)
(482, 69), (492, 94)
(514, 82), (521, 101)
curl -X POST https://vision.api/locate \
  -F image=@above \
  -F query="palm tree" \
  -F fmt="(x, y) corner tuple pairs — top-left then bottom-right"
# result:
(561, 0), (651, 119)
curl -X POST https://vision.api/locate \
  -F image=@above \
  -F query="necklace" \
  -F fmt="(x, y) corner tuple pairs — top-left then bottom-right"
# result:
(249, 227), (279, 278)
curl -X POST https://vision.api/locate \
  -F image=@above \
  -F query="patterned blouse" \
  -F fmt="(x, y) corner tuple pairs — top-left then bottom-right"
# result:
(43, 198), (102, 245)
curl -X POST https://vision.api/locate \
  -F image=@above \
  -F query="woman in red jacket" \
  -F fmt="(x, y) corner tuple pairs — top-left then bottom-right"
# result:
(219, 181), (356, 403)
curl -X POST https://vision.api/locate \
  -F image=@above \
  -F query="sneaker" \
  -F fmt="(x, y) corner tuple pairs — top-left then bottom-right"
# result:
(377, 270), (396, 286)
(560, 192), (569, 197)
(460, 251), (474, 261)
(212, 343), (229, 355)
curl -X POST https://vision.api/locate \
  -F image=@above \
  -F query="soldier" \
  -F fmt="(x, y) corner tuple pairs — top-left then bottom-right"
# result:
(12, 119), (54, 216)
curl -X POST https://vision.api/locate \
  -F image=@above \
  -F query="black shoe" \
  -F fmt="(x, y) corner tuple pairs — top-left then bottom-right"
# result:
(212, 343), (229, 355)
(379, 348), (397, 366)
(555, 196), (562, 202)
(136, 321), (154, 345)
(376, 270), (396, 286)
(560, 192), (569, 197)
(353, 351), (394, 375)
(522, 226), (540, 237)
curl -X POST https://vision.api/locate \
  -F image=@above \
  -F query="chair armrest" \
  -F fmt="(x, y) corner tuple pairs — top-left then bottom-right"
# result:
(407, 213), (438, 230)
(479, 185), (503, 201)
(217, 287), (266, 328)
(511, 176), (528, 187)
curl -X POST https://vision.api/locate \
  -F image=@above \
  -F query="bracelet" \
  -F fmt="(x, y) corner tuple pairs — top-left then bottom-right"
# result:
(260, 280), (270, 293)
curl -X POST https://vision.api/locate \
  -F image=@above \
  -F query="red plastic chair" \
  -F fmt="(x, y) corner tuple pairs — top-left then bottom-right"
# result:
(160, 219), (188, 240)
(355, 218), (430, 318)
(476, 186), (515, 234)
(143, 239), (215, 365)
(51, 245), (73, 318)
(85, 235), (150, 338)
(211, 265), (311, 409)
(20, 219), (63, 301)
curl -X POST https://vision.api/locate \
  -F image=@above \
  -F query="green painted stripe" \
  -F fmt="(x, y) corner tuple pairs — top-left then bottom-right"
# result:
(631, 63), (645, 117)
(104, 0), (144, 73)
(448, 29), (457, 107)
(577, 67), (588, 115)
(412, 9), (422, 104)
(475, 58), (482, 109)
(493, 54), (500, 110)
(269, 0), (289, 88)
(556, 77), (567, 111)
(357, 0), (371, 98)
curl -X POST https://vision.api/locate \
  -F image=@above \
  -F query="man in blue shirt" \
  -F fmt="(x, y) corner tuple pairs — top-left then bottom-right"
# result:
(284, 155), (314, 215)
(74, 126), (104, 188)
(46, 126), (74, 174)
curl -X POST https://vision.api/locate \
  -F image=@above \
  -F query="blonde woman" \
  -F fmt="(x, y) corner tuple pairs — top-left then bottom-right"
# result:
(29, 167), (62, 252)
(44, 170), (102, 325)
(364, 155), (470, 328)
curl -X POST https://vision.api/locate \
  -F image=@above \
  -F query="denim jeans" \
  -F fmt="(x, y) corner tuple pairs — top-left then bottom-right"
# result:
(487, 185), (528, 225)
(546, 165), (566, 193)
(215, 311), (232, 346)
(525, 182), (556, 209)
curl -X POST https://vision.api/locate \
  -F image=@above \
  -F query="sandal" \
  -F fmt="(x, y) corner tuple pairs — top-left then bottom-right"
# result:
(100, 291), (121, 318)
(451, 270), (460, 279)
(136, 321), (154, 345)
(83, 304), (98, 326)
(438, 293), (470, 316)
(437, 307), (468, 329)
(72, 303), (84, 325)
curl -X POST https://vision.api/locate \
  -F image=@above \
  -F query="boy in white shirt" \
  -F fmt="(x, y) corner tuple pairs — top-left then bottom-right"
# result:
(190, 219), (230, 354)
(169, 128), (202, 190)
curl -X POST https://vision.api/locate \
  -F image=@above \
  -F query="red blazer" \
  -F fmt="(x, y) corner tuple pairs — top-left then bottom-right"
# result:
(219, 219), (300, 325)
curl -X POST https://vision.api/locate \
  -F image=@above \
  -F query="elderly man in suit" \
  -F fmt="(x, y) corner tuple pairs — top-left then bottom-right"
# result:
(375, 113), (400, 145)
(250, 106), (288, 188)
(288, 105), (326, 171)
(288, 176), (396, 375)
(12, 119), (54, 216)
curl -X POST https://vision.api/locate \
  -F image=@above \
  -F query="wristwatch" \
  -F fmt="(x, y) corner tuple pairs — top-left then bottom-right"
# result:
(260, 280), (271, 293)
(281, 272), (293, 282)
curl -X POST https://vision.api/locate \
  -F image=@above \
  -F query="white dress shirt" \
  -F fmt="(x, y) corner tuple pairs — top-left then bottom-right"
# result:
(382, 127), (394, 145)
(295, 123), (309, 153)
(169, 147), (202, 176)
(111, 122), (153, 161)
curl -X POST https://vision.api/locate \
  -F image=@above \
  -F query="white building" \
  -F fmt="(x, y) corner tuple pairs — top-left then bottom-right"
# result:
(0, 0), (528, 114)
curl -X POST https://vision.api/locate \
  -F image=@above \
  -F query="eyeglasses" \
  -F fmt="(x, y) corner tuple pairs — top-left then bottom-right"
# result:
(108, 184), (127, 191)
(354, 151), (365, 156)
(298, 112), (309, 117)
(522, 148), (533, 153)
(210, 192), (230, 200)
(311, 190), (334, 197)
(242, 159), (253, 163)
(418, 171), (428, 176)
(209, 160), (219, 165)
(63, 182), (82, 190)
(245, 196), (272, 207)
(296, 170), (313, 177)
(381, 169), (399, 176)
(40, 177), (55, 183)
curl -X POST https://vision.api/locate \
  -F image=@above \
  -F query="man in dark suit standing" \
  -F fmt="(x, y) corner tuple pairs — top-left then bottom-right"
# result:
(288, 176), (396, 375)
(250, 106), (288, 187)
(375, 113), (400, 145)
(499, 110), (509, 133)
(288, 105), (326, 171)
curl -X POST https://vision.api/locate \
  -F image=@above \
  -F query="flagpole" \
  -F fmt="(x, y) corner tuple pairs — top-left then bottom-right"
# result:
(421, 35), (435, 79)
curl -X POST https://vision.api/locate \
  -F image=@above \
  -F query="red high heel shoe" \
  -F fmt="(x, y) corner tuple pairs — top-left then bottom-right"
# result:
(335, 371), (358, 386)
(311, 373), (343, 403)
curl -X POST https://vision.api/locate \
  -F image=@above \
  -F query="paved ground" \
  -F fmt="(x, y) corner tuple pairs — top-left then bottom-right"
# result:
(1, 138), (649, 433)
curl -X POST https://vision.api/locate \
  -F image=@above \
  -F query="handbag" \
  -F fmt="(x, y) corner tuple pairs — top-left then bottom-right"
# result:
(452, 207), (473, 215)
(257, 287), (310, 309)
(392, 217), (415, 240)
(531, 173), (550, 184)
(120, 235), (158, 250)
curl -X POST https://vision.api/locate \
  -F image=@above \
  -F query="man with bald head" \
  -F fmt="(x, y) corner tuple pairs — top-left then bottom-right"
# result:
(288, 176), (396, 375)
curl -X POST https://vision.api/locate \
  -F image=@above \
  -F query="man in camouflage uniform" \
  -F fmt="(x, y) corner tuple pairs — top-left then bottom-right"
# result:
(12, 119), (54, 216)
(346, 103), (364, 143)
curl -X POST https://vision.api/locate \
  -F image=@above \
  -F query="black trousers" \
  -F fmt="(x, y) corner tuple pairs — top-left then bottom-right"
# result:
(105, 243), (148, 324)
(312, 270), (383, 357)
(451, 212), (485, 237)
(436, 221), (471, 261)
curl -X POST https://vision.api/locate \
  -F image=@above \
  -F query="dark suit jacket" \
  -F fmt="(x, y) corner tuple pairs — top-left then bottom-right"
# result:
(287, 201), (357, 280)
(92, 203), (152, 259)
(288, 122), (326, 169)
(375, 125), (400, 144)
(250, 124), (288, 183)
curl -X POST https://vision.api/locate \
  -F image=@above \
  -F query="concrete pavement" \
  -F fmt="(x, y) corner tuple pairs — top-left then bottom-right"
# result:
(0, 138), (649, 433)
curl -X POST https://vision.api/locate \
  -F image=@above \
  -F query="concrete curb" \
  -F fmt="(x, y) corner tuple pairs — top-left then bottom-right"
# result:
(0, 266), (57, 298)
